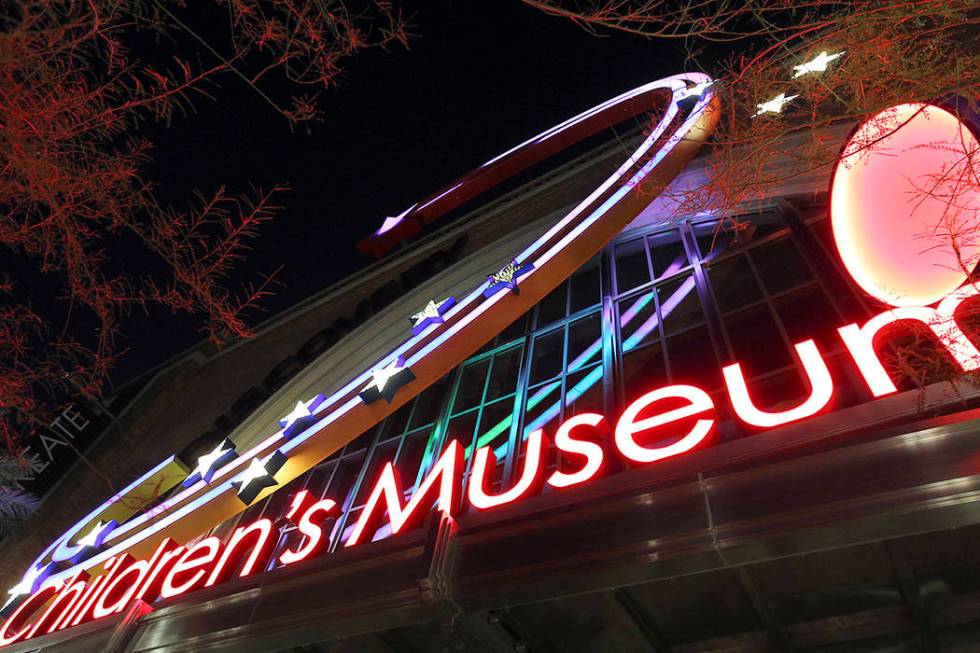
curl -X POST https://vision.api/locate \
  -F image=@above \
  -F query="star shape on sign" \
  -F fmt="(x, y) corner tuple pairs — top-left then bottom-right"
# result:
(752, 93), (799, 118)
(71, 519), (118, 563)
(278, 394), (326, 439)
(183, 438), (238, 487)
(1, 563), (54, 616)
(483, 259), (534, 298)
(234, 450), (288, 505)
(376, 204), (417, 235)
(409, 296), (456, 335)
(359, 358), (416, 405)
(793, 50), (845, 78)
(677, 80), (713, 102)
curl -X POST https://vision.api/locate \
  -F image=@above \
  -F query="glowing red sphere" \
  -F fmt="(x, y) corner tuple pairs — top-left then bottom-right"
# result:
(830, 102), (980, 307)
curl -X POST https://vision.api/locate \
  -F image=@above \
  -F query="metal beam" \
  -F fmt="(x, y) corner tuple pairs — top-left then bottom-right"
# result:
(373, 629), (416, 653)
(732, 566), (792, 651)
(106, 600), (154, 653)
(887, 539), (939, 653)
(449, 611), (518, 653)
(699, 473), (791, 650)
(670, 591), (980, 652)
(609, 588), (672, 653)
(492, 607), (559, 653)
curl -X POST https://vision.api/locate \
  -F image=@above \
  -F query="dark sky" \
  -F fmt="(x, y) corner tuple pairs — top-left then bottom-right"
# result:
(114, 0), (693, 386)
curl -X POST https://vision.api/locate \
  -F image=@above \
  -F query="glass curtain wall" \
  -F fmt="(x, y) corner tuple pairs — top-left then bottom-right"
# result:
(209, 208), (927, 564)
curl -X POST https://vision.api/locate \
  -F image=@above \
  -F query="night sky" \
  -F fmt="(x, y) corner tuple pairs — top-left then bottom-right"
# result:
(114, 1), (696, 386)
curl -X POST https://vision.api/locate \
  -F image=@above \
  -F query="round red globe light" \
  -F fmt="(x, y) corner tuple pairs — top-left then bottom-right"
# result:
(830, 102), (980, 307)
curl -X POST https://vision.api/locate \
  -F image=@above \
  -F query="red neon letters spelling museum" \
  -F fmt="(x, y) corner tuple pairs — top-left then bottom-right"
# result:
(3, 83), (980, 646)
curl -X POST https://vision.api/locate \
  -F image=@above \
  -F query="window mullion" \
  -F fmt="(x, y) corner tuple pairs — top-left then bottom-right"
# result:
(504, 333), (534, 488)
(599, 246), (617, 420)
(680, 220), (728, 369)
(327, 427), (381, 552)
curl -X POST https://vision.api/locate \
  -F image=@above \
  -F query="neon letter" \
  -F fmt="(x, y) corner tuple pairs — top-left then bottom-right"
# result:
(938, 284), (980, 326)
(279, 498), (339, 566)
(614, 385), (714, 463)
(92, 538), (182, 620)
(469, 429), (546, 509)
(547, 413), (605, 489)
(59, 557), (120, 629)
(723, 339), (834, 428)
(26, 571), (90, 637)
(346, 440), (464, 547)
(160, 537), (222, 599)
(838, 306), (980, 397)
(205, 518), (277, 586)
(0, 585), (58, 645)
(132, 540), (186, 605)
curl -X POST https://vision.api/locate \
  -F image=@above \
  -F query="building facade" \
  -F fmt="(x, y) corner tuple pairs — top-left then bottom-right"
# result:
(2, 75), (980, 652)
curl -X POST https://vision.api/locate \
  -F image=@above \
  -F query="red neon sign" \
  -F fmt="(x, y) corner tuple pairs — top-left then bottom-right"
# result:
(5, 99), (980, 648)
(723, 339), (835, 428)
(546, 413), (605, 489)
(614, 385), (715, 463)
(469, 429), (548, 510)
(346, 440), (465, 547)
(278, 493), (338, 566)
(6, 307), (980, 644)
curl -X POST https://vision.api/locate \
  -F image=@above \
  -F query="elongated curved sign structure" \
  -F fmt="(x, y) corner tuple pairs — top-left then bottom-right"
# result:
(1, 73), (721, 636)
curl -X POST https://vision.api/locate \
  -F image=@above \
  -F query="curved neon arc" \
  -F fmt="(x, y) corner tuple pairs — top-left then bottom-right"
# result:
(362, 77), (700, 255)
(16, 73), (719, 598)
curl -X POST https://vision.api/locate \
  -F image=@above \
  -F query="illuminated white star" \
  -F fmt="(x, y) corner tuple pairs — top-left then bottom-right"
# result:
(411, 300), (442, 325)
(677, 80), (713, 101)
(793, 50), (845, 78)
(370, 364), (402, 393)
(279, 397), (317, 430)
(277, 394), (326, 439)
(196, 443), (230, 474)
(359, 358), (415, 404)
(7, 568), (41, 597)
(752, 93), (799, 118)
(409, 297), (455, 335)
(234, 450), (287, 504)
(239, 458), (272, 489)
(184, 439), (236, 486)
(76, 520), (109, 548)
(4, 564), (48, 609)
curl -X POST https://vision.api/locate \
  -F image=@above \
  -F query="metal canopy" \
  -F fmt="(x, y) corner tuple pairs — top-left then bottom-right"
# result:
(10, 402), (980, 653)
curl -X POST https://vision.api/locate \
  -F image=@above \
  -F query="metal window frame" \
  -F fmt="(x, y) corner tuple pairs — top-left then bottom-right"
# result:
(221, 204), (902, 557)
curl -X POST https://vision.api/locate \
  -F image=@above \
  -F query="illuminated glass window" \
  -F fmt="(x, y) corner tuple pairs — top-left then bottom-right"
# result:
(211, 206), (921, 554)
(326, 373), (453, 547)
(522, 257), (607, 456)
(613, 229), (716, 397)
(422, 254), (606, 503)
(519, 311), (605, 474)
(222, 375), (454, 561)
(802, 213), (968, 393)
(427, 341), (526, 507)
(537, 254), (602, 328)
(614, 230), (689, 295)
(697, 214), (866, 426)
